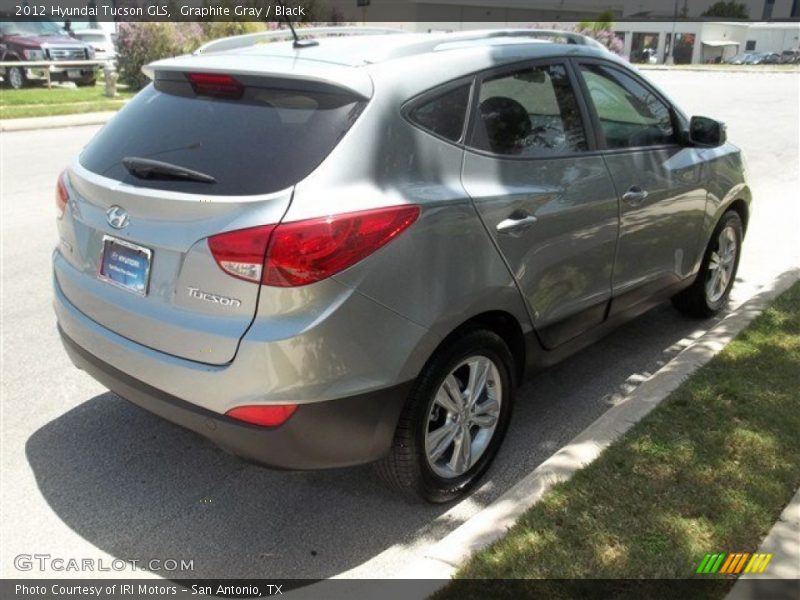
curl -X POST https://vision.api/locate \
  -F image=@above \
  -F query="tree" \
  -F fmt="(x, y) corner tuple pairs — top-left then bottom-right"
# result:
(116, 22), (203, 90)
(701, 1), (749, 18)
(578, 9), (616, 33)
(575, 11), (624, 55)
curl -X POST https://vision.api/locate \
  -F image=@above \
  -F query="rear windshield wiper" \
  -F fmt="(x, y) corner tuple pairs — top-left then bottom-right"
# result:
(122, 157), (216, 184)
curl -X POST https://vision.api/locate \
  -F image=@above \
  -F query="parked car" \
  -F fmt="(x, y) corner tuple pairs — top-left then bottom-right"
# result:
(726, 52), (751, 65)
(73, 28), (117, 63)
(760, 52), (782, 64)
(53, 28), (750, 502)
(0, 19), (97, 88)
(780, 49), (800, 63)
(744, 52), (770, 65)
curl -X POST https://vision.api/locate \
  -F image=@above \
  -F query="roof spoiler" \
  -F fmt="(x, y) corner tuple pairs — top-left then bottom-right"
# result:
(194, 26), (405, 56)
(141, 53), (375, 99)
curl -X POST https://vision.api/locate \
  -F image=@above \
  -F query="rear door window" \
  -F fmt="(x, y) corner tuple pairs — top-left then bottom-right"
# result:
(469, 63), (588, 157)
(80, 77), (365, 196)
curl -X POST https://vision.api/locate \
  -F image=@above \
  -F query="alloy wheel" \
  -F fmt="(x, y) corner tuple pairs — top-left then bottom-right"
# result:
(424, 355), (502, 479)
(705, 224), (738, 304)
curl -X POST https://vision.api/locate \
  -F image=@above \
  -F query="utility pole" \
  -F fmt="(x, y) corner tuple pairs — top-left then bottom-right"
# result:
(667, 0), (678, 65)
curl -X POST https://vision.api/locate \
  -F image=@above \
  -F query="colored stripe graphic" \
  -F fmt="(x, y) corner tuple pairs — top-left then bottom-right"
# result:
(756, 554), (773, 573)
(723, 553), (741, 574)
(729, 553), (749, 574)
(698, 552), (774, 575)
(700, 553), (726, 573)
(744, 554), (761, 573)
(696, 554), (713, 573)
(719, 554), (735, 573)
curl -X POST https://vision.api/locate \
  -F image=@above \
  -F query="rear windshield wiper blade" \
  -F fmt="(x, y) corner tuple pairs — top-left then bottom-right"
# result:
(122, 157), (216, 184)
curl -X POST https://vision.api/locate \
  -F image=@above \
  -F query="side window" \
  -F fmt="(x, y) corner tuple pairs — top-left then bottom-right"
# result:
(408, 84), (471, 142)
(470, 63), (587, 157)
(579, 64), (677, 149)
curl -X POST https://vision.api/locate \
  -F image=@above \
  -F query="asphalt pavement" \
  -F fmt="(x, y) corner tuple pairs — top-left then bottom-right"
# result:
(1, 70), (798, 579)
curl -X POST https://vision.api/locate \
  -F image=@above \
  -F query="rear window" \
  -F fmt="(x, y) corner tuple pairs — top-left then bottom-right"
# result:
(80, 78), (365, 196)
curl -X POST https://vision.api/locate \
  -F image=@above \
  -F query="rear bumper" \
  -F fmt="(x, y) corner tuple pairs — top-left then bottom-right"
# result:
(59, 326), (412, 469)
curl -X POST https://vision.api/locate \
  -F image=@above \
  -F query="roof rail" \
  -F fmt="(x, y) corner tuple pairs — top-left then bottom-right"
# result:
(378, 29), (606, 61)
(194, 26), (405, 55)
(453, 28), (598, 46)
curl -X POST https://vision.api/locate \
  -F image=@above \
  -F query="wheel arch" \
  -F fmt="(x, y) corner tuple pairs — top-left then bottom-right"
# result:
(727, 197), (750, 234)
(431, 310), (526, 384)
(1, 50), (21, 61)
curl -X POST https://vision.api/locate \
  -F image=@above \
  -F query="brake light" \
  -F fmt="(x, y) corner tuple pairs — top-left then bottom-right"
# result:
(208, 205), (420, 287)
(207, 225), (276, 283)
(56, 171), (69, 219)
(226, 404), (297, 427)
(264, 206), (420, 287)
(187, 72), (244, 99)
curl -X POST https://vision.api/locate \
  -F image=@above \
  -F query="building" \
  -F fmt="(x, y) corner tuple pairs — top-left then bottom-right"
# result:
(374, 1), (800, 65)
(613, 21), (800, 63)
(395, 0), (800, 21)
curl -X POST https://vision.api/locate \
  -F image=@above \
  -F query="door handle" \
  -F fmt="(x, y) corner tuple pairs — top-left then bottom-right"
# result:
(622, 186), (649, 207)
(496, 213), (538, 235)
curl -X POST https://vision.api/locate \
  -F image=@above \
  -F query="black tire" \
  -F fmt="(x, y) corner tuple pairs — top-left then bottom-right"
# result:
(375, 329), (515, 503)
(75, 77), (96, 87)
(672, 210), (743, 318)
(4, 65), (26, 90)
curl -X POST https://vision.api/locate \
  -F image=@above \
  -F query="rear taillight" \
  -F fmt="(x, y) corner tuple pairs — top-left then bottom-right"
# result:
(208, 205), (420, 287)
(265, 206), (420, 287)
(226, 404), (297, 427)
(207, 225), (276, 283)
(187, 73), (244, 99)
(56, 171), (69, 219)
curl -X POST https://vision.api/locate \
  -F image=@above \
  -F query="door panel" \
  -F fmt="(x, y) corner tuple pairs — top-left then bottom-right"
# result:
(462, 61), (619, 348)
(575, 61), (707, 309)
(603, 148), (708, 308)
(463, 155), (619, 348)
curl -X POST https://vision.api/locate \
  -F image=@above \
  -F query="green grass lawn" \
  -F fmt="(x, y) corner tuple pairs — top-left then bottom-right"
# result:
(441, 282), (800, 594)
(0, 83), (135, 119)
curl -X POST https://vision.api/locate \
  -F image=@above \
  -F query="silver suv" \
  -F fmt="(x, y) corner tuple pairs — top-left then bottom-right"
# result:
(53, 28), (750, 502)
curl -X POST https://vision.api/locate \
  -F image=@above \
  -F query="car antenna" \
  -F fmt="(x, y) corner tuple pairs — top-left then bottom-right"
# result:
(277, 1), (319, 48)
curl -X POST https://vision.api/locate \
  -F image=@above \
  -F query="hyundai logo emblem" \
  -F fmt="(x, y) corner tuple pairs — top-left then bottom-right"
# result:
(106, 206), (129, 229)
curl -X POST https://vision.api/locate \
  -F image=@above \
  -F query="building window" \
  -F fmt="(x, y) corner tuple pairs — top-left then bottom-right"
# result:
(665, 33), (696, 64)
(745, 40), (756, 51)
(630, 32), (659, 64)
(763, 0), (775, 20)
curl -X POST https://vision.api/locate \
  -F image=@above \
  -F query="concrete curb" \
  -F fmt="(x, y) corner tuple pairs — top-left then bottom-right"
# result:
(0, 111), (116, 132)
(726, 488), (800, 598)
(402, 268), (800, 582)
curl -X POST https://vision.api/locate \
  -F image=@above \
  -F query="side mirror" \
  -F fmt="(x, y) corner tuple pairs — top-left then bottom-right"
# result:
(689, 116), (727, 147)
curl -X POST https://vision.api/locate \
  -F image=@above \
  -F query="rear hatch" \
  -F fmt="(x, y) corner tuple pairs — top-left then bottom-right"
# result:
(55, 63), (367, 364)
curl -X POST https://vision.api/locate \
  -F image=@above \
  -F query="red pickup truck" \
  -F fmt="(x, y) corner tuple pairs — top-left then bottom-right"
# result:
(1, 20), (97, 89)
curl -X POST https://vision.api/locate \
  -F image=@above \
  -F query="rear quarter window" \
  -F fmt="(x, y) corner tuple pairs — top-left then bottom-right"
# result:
(407, 83), (471, 142)
(80, 79), (365, 196)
